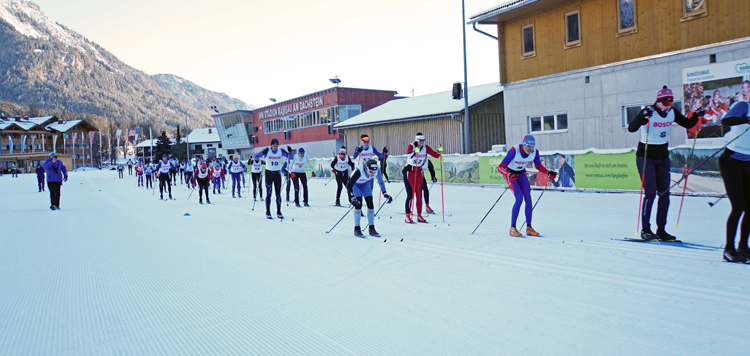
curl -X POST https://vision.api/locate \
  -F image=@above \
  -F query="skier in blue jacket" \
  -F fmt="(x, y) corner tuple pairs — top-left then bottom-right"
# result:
(43, 151), (68, 210)
(346, 159), (392, 238)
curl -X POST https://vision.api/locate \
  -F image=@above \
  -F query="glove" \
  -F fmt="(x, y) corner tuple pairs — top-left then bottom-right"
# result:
(437, 145), (443, 153)
(291, 173), (296, 179)
(643, 107), (654, 118)
(64, 177), (68, 182)
(383, 193), (393, 203)
(432, 177), (438, 183)
(355, 146), (363, 154)
(350, 197), (362, 209)
(509, 172), (521, 182)
(156, 174), (160, 178)
(287, 146), (292, 152)
(312, 172), (316, 177)
(548, 170), (557, 180)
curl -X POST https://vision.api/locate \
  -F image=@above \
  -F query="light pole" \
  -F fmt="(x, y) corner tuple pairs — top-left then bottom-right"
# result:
(461, 0), (470, 154)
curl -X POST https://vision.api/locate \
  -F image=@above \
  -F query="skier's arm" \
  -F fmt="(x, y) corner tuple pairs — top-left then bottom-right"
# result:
(425, 145), (441, 159)
(254, 148), (268, 160)
(330, 159), (337, 170)
(372, 147), (383, 160)
(628, 107), (652, 132)
(722, 104), (750, 125)
(352, 145), (363, 159)
(348, 157), (355, 170)
(565, 163), (575, 183)
(673, 108), (699, 129)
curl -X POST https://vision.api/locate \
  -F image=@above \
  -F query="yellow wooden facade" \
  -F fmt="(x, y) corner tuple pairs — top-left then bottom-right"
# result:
(482, 0), (750, 83)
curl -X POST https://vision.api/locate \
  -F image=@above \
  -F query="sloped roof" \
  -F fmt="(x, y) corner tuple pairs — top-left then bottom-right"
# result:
(187, 127), (220, 144)
(334, 83), (503, 129)
(469, 0), (539, 24)
(45, 119), (83, 132)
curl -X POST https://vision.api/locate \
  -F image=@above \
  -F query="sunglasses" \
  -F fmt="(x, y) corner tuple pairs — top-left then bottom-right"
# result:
(362, 139), (370, 144)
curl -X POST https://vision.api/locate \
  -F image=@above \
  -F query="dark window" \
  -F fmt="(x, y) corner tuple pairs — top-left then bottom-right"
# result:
(522, 24), (535, 57)
(565, 11), (580, 47)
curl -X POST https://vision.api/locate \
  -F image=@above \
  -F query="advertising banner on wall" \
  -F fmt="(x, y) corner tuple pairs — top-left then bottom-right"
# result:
(573, 151), (641, 190)
(682, 57), (750, 147)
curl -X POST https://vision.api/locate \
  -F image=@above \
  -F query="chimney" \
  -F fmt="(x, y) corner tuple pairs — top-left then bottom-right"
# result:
(58, 119), (64, 124)
(208, 129), (212, 134)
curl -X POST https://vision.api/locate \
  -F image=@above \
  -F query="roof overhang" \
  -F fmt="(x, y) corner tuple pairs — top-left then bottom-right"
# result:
(469, 0), (572, 25)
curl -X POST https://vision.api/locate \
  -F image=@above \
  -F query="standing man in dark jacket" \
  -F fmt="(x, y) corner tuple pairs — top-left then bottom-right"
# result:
(43, 152), (68, 210)
(628, 86), (698, 241)
(35, 163), (46, 192)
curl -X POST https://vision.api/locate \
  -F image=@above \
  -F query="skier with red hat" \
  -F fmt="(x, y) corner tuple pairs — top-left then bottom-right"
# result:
(628, 85), (698, 241)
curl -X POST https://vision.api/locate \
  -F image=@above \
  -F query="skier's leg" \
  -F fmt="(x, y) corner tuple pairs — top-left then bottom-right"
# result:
(637, 156), (657, 230)
(265, 171), (273, 214)
(422, 176), (430, 205)
(403, 167), (412, 213)
(518, 175), (533, 226)
(654, 158), (671, 229)
(301, 174), (308, 204)
(274, 173), (282, 213)
(414, 169), (424, 215)
(511, 180), (523, 227)
(292, 175), (300, 204)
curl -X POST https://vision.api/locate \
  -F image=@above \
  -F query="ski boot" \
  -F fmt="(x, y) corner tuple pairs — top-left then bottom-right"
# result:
(425, 204), (435, 214)
(526, 226), (540, 237)
(656, 227), (676, 241)
(335, 200), (341, 206)
(206, 199), (211, 205)
(417, 215), (427, 223)
(232, 193), (236, 198)
(160, 194), (164, 200)
(640, 227), (657, 240)
(50, 205), (56, 211)
(405, 214), (413, 224)
(199, 199), (203, 204)
(277, 213), (284, 219)
(738, 246), (750, 260)
(169, 194), (173, 200)
(304, 203), (310, 207)
(368, 226), (380, 237)
(266, 212), (273, 219)
(354, 226), (365, 238)
(295, 203), (301, 207)
(509, 226), (522, 237)
(238, 193), (242, 198)
(723, 248), (747, 263)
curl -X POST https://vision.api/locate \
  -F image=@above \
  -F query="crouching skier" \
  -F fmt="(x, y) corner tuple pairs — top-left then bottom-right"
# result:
(347, 159), (392, 238)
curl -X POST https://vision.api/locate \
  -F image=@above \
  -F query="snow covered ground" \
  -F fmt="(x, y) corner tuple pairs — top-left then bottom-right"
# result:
(1, 170), (748, 355)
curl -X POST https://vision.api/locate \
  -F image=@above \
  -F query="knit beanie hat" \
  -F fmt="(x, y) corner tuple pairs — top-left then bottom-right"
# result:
(656, 86), (674, 103)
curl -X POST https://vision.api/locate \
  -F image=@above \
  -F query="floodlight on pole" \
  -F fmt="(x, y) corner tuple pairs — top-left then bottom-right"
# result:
(269, 98), (277, 103)
(329, 76), (341, 87)
(209, 105), (219, 114)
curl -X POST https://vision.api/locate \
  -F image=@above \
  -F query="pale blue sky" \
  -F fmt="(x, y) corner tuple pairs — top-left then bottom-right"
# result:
(32, 0), (503, 108)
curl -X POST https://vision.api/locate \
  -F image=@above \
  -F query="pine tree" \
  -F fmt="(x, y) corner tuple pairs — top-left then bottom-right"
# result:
(153, 131), (173, 160)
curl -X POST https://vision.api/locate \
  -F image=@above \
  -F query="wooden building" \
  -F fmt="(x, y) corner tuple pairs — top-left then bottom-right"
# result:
(0, 116), (99, 173)
(470, 0), (750, 150)
(334, 83), (505, 155)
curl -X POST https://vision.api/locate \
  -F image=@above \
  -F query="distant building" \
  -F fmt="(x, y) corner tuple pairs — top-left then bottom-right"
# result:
(213, 87), (397, 159)
(135, 127), (226, 161)
(334, 83), (505, 155)
(0, 115), (98, 172)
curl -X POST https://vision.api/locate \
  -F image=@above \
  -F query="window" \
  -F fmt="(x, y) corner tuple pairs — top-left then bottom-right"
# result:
(528, 113), (568, 133)
(565, 10), (581, 48)
(681, 0), (707, 21)
(207, 144), (213, 148)
(617, 0), (637, 36)
(521, 23), (535, 58)
(622, 101), (682, 127)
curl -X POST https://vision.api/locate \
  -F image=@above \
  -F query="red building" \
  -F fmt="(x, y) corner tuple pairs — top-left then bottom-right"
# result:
(214, 87), (396, 160)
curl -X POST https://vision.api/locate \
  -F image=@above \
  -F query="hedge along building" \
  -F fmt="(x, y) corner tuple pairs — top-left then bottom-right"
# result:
(469, 0), (750, 151)
(213, 87), (396, 159)
(0, 115), (98, 172)
(333, 83), (505, 156)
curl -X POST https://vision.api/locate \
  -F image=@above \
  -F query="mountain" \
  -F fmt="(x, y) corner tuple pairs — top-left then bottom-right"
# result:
(151, 74), (254, 113)
(0, 0), (249, 134)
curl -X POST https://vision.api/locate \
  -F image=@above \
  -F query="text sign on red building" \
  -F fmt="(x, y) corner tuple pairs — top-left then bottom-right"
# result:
(259, 96), (325, 120)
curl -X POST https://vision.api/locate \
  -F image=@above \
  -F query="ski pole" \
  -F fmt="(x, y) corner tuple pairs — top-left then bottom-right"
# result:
(326, 206), (354, 234)
(659, 125), (750, 198)
(471, 186), (511, 235)
(675, 130), (700, 227)
(187, 184), (195, 201)
(324, 174), (335, 186)
(635, 115), (651, 236)
(440, 154), (445, 223)
(519, 180), (551, 230)
(708, 195), (725, 207)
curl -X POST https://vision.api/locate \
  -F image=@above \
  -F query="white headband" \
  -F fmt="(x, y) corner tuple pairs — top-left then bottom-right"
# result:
(339, 148), (346, 153)
(415, 134), (425, 141)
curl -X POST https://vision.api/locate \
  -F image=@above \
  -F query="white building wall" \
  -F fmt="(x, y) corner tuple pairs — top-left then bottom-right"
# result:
(504, 38), (750, 151)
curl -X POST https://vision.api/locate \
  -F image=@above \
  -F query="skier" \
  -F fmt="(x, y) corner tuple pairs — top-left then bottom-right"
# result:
(289, 147), (316, 207)
(249, 156), (264, 200)
(43, 151), (68, 210)
(352, 134), (384, 166)
(381, 146), (390, 183)
(135, 161), (144, 187)
(211, 160), (224, 194)
(170, 158), (179, 186)
(330, 146), (355, 206)
(179, 160), (185, 184)
(117, 163), (124, 179)
(255, 138), (291, 219)
(403, 133), (441, 223)
(127, 159), (133, 175)
(144, 161), (154, 189)
(628, 86), (698, 241)
(11, 163), (18, 178)
(347, 159), (392, 237)
(497, 135), (557, 237)
(419, 160), (438, 214)
(227, 155), (246, 198)
(718, 101), (750, 262)
(154, 154), (176, 200)
(193, 162), (212, 204)
(285, 146), (294, 202)
(35, 163), (45, 192)
(184, 159), (195, 188)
